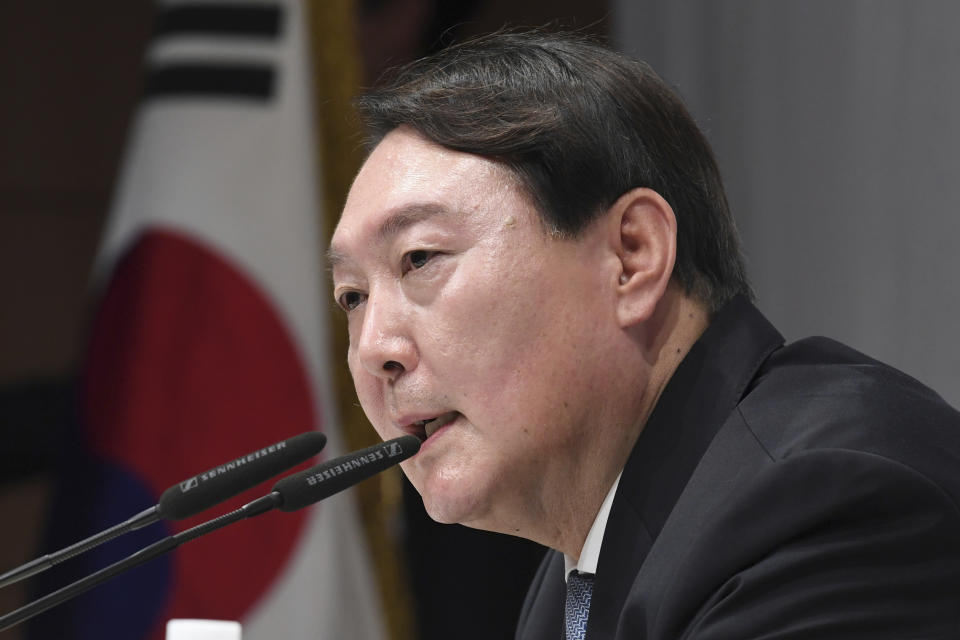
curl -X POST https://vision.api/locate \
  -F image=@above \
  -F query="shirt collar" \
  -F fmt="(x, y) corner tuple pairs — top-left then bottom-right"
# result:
(564, 471), (623, 580)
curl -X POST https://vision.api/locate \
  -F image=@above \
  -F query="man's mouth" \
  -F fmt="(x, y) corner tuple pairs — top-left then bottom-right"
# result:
(410, 411), (459, 441)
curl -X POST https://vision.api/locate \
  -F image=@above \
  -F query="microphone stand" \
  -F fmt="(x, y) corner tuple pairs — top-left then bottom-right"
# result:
(0, 506), (159, 590)
(0, 493), (280, 632)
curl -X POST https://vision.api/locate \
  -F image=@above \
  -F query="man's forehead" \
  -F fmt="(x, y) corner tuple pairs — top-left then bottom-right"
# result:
(358, 127), (459, 183)
(350, 128), (517, 204)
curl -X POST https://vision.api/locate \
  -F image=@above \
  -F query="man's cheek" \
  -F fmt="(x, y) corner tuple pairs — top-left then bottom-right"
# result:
(350, 377), (384, 425)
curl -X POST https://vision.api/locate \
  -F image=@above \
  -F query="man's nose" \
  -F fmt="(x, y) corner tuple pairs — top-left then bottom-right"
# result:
(355, 293), (418, 381)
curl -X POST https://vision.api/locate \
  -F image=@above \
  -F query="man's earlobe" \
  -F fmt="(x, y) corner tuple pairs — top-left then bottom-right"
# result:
(614, 188), (677, 327)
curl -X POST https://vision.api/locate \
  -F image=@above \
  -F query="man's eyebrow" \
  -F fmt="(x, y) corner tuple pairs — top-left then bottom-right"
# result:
(376, 203), (449, 242)
(327, 203), (450, 269)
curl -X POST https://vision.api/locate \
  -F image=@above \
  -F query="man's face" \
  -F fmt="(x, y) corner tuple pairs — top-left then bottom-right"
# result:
(330, 128), (628, 534)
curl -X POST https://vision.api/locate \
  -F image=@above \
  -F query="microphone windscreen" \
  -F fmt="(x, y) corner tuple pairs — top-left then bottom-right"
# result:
(158, 431), (326, 520)
(273, 435), (421, 511)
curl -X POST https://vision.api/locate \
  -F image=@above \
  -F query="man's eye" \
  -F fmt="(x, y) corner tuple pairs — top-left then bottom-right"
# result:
(337, 290), (366, 311)
(403, 250), (435, 272)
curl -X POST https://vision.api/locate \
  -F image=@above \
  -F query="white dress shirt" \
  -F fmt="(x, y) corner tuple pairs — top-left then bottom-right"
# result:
(564, 471), (623, 580)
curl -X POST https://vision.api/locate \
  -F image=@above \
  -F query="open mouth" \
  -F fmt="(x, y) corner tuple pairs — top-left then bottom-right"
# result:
(410, 411), (459, 441)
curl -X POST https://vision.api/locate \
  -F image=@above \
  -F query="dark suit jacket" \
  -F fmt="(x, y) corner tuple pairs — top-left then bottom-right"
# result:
(517, 297), (960, 639)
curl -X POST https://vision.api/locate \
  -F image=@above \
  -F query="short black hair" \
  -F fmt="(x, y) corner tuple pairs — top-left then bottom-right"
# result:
(357, 30), (753, 312)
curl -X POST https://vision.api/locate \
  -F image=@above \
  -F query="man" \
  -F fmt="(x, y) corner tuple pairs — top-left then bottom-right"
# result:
(329, 31), (960, 639)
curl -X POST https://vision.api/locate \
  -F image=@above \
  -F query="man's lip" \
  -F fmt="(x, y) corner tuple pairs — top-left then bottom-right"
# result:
(394, 412), (444, 430)
(424, 411), (459, 439)
(398, 422), (427, 442)
(393, 411), (459, 442)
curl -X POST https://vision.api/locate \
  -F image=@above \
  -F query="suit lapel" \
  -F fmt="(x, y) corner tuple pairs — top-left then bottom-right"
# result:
(516, 551), (565, 640)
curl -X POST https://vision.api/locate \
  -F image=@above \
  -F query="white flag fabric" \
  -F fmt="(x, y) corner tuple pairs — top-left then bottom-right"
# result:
(30, 1), (386, 639)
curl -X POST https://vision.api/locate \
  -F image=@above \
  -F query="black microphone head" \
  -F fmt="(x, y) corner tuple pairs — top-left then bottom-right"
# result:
(158, 431), (326, 520)
(273, 435), (421, 512)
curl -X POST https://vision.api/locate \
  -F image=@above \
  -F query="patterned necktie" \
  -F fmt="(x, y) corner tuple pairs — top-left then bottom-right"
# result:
(564, 570), (594, 640)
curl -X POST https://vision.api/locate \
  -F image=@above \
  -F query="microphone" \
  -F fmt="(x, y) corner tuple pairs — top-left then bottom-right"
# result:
(273, 435), (421, 511)
(0, 435), (419, 632)
(0, 431), (326, 590)
(157, 430), (327, 520)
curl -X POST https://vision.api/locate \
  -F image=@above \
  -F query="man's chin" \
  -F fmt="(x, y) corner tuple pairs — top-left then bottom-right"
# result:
(421, 495), (474, 525)
(419, 483), (488, 527)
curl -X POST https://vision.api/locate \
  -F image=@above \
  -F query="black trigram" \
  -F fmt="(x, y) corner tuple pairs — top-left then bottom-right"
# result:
(144, 3), (283, 101)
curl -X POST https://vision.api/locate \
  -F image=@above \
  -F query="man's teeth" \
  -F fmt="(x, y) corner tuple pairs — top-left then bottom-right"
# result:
(419, 412), (456, 438)
(424, 418), (442, 438)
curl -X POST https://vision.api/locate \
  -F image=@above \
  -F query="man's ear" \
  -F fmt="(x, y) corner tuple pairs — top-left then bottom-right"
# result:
(612, 188), (677, 327)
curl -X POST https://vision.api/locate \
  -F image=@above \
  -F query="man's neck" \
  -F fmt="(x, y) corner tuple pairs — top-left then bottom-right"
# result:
(641, 287), (712, 423)
(559, 287), (710, 558)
